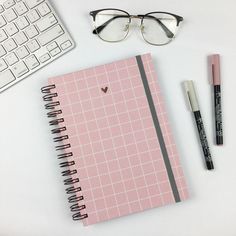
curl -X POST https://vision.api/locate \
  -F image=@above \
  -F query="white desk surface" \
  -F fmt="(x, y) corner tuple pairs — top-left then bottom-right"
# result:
(0, 0), (236, 235)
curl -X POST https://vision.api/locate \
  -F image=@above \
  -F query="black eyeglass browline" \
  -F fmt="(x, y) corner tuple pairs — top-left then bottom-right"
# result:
(90, 9), (184, 39)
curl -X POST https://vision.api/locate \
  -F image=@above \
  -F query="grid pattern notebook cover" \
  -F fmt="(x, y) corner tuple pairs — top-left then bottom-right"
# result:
(42, 54), (188, 226)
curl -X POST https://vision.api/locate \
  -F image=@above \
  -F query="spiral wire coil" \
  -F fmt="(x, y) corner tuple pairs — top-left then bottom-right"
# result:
(41, 85), (88, 221)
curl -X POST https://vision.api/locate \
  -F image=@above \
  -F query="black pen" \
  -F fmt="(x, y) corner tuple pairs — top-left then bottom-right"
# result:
(210, 54), (223, 145)
(184, 80), (214, 170)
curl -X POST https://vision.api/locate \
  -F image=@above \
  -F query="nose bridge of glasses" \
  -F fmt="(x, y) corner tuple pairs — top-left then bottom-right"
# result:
(129, 15), (144, 29)
(130, 15), (143, 19)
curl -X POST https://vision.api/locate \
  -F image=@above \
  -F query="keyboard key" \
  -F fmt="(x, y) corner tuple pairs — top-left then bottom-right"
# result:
(4, 8), (17, 22)
(39, 53), (50, 63)
(36, 13), (57, 32)
(27, 39), (40, 52)
(0, 15), (7, 28)
(46, 41), (57, 51)
(50, 47), (61, 57)
(16, 16), (29, 29)
(16, 45), (29, 59)
(25, 54), (39, 69)
(25, 0), (44, 9)
(0, 5), (4, 13)
(0, 29), (8, 42)
(3, 38), (17, 51)
(61, 40), (72, 50)
(37, 2), (50, 16)
(38, 25), (64, 46)
(0, 45), (7, 57)
(3, 0), (15, 9)
(0, 69), (15, 88)
(12, 61), (28, 77)
(14, 1), (28, 15)
(14, 31), (28, 45)
(27, 9), (40, 23)
(25, 25), (38, 38)
(0, 58), (8, 71)
(5, 22), (18, 36)
(5, 52), (18, 65)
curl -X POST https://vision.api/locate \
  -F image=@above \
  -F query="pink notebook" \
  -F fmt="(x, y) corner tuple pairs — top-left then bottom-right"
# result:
(42, 54), (188, 226)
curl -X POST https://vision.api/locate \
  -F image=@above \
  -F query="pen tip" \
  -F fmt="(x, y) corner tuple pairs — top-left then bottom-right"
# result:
(216, 137), (223, 145)
(206, 161), (214, 170)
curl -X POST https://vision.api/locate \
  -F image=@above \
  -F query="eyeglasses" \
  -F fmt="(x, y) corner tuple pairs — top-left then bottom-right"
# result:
(90, 9), (184, 46)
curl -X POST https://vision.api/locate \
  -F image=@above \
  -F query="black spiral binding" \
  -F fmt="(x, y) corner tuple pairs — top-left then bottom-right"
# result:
(41, 85), (88, 221)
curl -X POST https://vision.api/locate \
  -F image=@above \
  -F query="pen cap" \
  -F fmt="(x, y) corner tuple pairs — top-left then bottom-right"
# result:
(211, 54), (221, 85)
(183, 80), (200, 112)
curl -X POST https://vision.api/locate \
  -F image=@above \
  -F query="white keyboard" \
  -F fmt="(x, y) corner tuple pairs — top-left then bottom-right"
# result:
(0, 0), (75, 92)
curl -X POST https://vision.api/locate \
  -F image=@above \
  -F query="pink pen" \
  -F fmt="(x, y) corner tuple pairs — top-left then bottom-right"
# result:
(210, 54), (223, 145)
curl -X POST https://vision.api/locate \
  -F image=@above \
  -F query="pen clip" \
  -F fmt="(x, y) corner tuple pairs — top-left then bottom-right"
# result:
(209, 54), (221, 85)
(183, 81), (193, 111)
(208, 55), (214, 85)
(183, 80), (199, 112)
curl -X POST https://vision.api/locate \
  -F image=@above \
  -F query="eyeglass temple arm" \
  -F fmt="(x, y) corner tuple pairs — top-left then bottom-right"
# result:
(92, 15), (130, 35)
(92, 14), (177, 39)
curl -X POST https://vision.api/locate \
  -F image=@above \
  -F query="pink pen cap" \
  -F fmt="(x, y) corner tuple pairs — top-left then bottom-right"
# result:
(210, 54), (221, 85)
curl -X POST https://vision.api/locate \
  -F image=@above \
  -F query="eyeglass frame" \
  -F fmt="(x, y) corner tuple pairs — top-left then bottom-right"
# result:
(90, 8), (184, 46)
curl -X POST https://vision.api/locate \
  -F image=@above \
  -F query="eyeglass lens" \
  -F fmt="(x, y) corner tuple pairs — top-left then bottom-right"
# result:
(94, 9), (130, 42)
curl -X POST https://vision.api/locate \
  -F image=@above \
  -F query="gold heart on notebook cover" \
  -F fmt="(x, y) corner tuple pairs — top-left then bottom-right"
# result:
(101, 87), (108, 93)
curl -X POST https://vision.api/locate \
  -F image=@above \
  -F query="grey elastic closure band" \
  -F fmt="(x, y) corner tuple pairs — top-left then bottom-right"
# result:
(136, 55), (181, 203)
